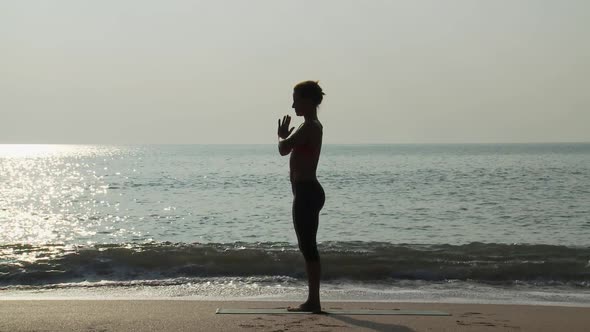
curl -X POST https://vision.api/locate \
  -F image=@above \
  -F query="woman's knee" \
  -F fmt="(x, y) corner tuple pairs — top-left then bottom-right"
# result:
(299, 243), (320, 262)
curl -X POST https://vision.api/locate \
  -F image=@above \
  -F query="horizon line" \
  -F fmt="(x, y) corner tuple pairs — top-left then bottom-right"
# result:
(1, 141), (589, 146)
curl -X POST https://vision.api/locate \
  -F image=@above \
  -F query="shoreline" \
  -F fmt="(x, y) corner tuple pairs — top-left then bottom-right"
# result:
(1, 295), (590, 308)
(1, 300), (588, 331)
(2, 279), (588, 308)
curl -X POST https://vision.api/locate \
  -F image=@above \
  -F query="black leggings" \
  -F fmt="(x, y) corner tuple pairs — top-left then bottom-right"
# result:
(291, 180), (325, 262)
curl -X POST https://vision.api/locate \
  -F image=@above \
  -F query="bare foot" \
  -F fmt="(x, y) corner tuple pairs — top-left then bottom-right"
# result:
(287, 302), (322, 314)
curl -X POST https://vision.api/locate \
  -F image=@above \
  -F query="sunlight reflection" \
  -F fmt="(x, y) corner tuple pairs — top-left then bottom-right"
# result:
(0, 144), (78, 158)
(0, 144), (131, 247)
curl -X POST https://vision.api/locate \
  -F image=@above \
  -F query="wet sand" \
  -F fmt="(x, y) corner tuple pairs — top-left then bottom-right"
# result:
(0, 300), (588, 331)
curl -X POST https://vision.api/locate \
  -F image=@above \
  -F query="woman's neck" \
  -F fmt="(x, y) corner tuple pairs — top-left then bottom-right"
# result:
(303, 111), (318, 122)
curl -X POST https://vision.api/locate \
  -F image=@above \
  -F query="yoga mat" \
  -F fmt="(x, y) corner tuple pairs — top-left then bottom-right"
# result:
(216, 308), (451, 316)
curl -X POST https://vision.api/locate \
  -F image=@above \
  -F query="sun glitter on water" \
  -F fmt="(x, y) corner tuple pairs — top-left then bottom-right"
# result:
(0, 144), (79, 158)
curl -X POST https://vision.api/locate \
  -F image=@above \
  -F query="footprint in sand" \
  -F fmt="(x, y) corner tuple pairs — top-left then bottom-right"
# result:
(456, 320), (497, 327)
(239, 323), (266, 329)
(460, 311), (486, 318)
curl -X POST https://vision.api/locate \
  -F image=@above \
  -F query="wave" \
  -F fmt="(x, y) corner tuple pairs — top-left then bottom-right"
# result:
(1, 241), (589, 288)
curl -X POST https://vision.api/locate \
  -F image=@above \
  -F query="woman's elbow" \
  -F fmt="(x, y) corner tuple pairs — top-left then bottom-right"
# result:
(279, 147), (290, 156)
(278, 144), (291, 156)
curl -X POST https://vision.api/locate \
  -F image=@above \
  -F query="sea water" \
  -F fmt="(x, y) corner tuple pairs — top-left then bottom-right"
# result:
(1, 144), (589, 305)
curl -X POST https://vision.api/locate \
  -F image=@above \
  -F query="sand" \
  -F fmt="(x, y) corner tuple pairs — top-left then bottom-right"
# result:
(0, 300), (588, 332)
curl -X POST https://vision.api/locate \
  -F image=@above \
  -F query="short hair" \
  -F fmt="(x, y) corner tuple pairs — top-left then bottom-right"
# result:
(294, 80), (325, 106)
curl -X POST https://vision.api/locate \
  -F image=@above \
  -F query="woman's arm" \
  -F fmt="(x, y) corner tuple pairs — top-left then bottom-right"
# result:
(277, 115), (307, 156)
(278, 123), (307, 156)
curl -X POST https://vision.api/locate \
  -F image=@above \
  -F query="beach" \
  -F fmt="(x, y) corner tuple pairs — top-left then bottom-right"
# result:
(3, 0), (590, 329)
(1, 300), (588, 332)
(1, 144), (589, 330)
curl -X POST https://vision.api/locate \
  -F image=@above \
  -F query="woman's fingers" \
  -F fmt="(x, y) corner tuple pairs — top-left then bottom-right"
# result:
(279, 115), (291, 132)
(280, 115), (291, 127)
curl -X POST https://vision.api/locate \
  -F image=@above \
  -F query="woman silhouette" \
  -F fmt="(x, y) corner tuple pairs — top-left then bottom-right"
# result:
(278, 81), (326, 313)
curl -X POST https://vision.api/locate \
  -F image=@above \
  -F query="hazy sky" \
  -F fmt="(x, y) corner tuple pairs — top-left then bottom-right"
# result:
(1, 1), (589, 144)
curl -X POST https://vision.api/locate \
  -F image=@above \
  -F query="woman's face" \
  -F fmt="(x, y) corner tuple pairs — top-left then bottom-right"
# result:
(292, 92), (313, 116)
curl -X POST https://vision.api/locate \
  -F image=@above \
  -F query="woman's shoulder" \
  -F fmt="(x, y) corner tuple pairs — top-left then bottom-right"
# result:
(310, 120), (323, 132)
(300, 120), (322, 132)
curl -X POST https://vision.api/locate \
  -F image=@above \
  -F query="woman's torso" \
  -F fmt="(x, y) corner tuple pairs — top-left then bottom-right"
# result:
(289, 121), (323, 183)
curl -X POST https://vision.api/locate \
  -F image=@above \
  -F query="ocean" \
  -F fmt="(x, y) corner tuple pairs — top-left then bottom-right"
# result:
(1, 143), (589, 306)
